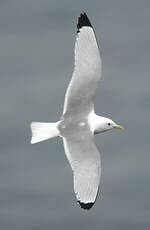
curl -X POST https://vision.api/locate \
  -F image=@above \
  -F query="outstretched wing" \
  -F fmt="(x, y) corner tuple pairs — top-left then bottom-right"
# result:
(63, 13), (102, 117)
(63, 128), (101, 210)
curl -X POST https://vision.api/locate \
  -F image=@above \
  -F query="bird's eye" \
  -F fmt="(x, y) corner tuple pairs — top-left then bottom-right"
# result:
(108, 123), (111, 126)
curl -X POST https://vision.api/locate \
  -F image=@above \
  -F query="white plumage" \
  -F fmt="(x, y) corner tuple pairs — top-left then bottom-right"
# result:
(30, 13), (123, 210)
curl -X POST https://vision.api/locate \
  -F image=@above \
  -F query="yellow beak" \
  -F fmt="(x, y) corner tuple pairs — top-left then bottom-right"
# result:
(114, 124), (124, 130)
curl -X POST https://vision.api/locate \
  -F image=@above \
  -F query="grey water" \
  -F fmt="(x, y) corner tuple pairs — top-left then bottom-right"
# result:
(0, 0), (150, 229)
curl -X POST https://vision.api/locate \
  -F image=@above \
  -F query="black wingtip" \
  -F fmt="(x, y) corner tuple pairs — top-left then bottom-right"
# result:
(77, 12), (92, 33)
(78, 201), (94, 210)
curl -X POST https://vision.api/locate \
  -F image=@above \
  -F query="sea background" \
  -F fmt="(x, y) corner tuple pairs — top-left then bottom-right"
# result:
(0, 0), (150, 229)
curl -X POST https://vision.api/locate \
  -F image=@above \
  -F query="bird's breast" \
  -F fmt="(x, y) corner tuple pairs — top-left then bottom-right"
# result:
(88, 110), (105, 134)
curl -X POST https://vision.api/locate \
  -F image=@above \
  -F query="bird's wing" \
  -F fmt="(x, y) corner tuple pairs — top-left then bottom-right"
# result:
(63, 128), (101, 210)
(63, 13), (102, 117)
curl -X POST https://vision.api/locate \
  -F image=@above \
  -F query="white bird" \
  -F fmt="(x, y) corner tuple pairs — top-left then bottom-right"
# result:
(30, 13), (123, 210)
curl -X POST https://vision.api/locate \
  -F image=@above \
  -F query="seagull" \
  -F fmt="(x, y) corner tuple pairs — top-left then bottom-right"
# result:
(30, 12), (123, 210)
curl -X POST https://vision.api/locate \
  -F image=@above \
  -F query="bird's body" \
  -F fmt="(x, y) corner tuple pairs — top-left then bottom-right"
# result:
(58, 111), (116, 137)
(30, 13), (123, 210)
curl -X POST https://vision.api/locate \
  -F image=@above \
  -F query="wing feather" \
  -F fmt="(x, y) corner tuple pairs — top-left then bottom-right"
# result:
(63, 129), (101, 209)
(63, 13), (102, 117)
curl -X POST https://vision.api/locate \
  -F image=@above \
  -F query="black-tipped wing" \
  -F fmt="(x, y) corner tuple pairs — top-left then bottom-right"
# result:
(63, 128), (101, 210)
(77, 12), (92, 32)
(63, 13), (102, 117)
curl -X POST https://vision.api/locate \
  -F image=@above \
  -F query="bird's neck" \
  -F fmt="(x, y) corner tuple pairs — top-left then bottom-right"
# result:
(88, 111), (108, 134)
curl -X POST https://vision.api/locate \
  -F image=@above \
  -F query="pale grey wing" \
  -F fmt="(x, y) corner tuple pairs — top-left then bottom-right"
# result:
(63, 13), (102, 117)
(63, 129), (101, 210)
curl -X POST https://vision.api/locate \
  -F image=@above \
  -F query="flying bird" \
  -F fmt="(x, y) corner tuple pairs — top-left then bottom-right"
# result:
(30, 13), (123, 210)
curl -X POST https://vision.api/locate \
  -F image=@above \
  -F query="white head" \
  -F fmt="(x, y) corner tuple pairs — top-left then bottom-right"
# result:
(95, 117), (123, 134)
(89, 113), (123, 134)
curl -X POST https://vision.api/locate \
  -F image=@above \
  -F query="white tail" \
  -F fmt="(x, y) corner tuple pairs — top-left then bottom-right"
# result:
(30, 122), (60, 144)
